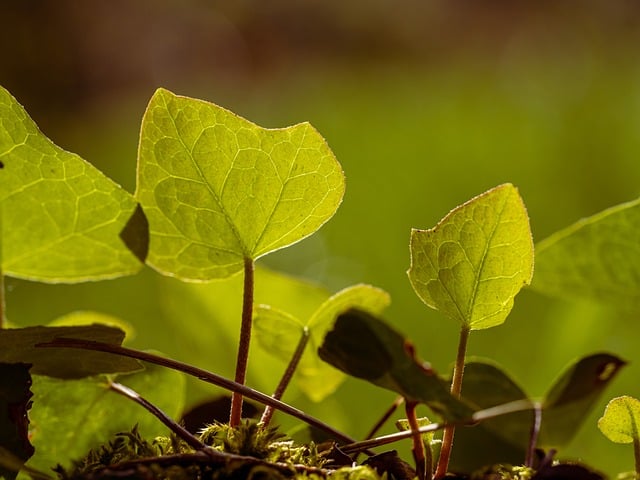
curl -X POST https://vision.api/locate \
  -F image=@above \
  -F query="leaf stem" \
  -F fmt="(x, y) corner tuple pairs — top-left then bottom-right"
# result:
(260, 327), (309, 427)
(108, 381), (207, 451)
(406, 400), (428, 480)
(38, 338), (357, 445)
(435, 324), (470, 479)
(230, 257), (255, 427)
(525, 402), (543, 468)
(0, 273), (5, 329)
(634, 436), (640, 478)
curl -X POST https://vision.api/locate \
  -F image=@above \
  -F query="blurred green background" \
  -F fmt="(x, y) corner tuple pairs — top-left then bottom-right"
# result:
(3, 0), (640, 476)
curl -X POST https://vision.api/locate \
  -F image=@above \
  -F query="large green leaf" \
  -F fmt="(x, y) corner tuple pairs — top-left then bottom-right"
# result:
(408, 184), (534, 330)
(0, 85), (144, 282)
(136, 88), (345, 280)
(254, 284), (391, 401)
(318, 308), (473, 421)
(26, 364), (185, 473)
(598, 396), (640, 444)
(539, 353), (626, 448)
(533, 198), (640, 307)
(0, 325), (141, 378)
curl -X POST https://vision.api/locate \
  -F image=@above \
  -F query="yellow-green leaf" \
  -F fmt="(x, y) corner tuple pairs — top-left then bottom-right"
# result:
(0, 86), (144, 282)
(136, 88), (345, 280)
(408, 184), (534, 330)
(598, 396), (640, 444)
(533, 198), (640, 307)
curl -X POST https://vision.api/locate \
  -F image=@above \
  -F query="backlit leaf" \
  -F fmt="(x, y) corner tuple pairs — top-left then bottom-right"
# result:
(598, 396), (640, 444)
(318, 308), (473, 421)
(26, 364), (185, 473)
(408, 184), (534, 330)
(0, 85), (144, 282)
(255, 284), (391, 401)
(533, 198), (640, 307)
(136, 88), (345, 280)
(539, 353), (626, 448)
(0, 325), (141, 378)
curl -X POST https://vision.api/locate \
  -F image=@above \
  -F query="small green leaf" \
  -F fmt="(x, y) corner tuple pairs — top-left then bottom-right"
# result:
(254, 284), (391, 401)
(0, 85), (144, 282)
(533, 198), (640, 307)
(408, 184), (534, 330)
(539, 353), (626, 448)
(450, 361), (532, 473)
(136, 88), (345, 280)
(0, 325), (141, 378)
(26, 364), (185, 473)
(598, 396), (640, 444)
(318, 308), (473, 421)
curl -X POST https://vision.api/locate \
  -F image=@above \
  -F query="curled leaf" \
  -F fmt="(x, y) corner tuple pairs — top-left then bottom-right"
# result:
(318, 308), (473, 421)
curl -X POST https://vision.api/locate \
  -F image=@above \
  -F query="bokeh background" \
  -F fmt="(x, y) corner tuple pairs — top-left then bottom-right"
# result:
(3, 0), (640, 475)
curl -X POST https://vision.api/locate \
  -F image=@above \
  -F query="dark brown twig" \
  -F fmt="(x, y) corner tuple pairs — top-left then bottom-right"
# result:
(37, 338), (356, 445)
(108, 381), (206, 451)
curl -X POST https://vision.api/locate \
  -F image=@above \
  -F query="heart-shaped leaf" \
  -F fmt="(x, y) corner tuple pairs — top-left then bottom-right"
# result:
(533, 198), (640, 307)
(0, 363), (33, 480)
(0, 85), (145, 282)
(408, 184), (534, 330)
(254, 284), (391, 401)
(539, 353), (626, 448)
(0, 325), (141, 378)
(318, 308), (473, 421)
(598, 395), (640, 444)
(136, 88), (345, 280)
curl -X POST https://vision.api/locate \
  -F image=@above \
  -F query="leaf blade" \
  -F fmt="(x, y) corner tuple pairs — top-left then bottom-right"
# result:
(533, 198), (640, 307)
(136, 88), (345, 280)
(539, 353), (626, 448)
(598, 395), (640, 444)
(318, 308), (473, 421)
(0, 86), (144, 282)
(408, 184), (534, 330)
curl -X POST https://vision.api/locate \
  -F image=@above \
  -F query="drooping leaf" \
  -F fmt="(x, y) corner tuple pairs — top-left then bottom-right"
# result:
(26, 363), (185, 473)
(533, 198), (640, 307)
(408, 184), (534, 330)
(598, 396), (640, 444)
(136, 88), (345, 280)
(0, 85), (144, 282)
(0, 325), (141, 378)
(318, 308), (473, 421)
(450, 361), (533, 473)
(539, 353), (626, 448)
(47, 311), (136, 342)
(254, 284), (391, 401)
(0, 363), (33, 480)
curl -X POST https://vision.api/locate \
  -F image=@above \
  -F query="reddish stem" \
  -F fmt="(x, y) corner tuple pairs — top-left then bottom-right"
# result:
(230, 257), (255, 427)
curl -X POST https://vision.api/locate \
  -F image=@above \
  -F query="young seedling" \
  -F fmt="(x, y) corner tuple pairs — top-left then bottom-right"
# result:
(407, 184), (535, 477)
(134, 88), (345, 426)
(598, 395), (640, 479)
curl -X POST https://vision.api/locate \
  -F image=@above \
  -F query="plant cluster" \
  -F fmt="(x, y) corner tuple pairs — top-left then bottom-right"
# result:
(1, 85), (640, 480)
